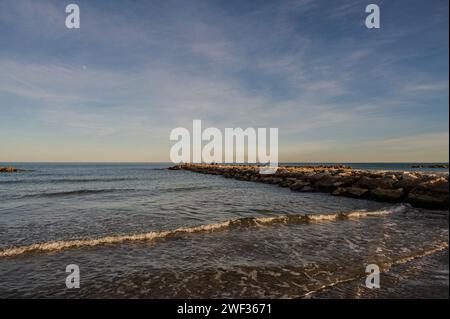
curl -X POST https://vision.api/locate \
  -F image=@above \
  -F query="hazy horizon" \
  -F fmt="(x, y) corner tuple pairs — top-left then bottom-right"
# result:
(1, 160), (449, 164)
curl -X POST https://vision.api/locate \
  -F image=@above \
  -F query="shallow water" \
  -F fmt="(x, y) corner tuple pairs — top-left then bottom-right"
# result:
(0, 163), (448, 298)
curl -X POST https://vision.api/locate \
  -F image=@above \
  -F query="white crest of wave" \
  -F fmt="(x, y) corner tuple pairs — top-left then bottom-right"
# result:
(0, 205), (407, 258)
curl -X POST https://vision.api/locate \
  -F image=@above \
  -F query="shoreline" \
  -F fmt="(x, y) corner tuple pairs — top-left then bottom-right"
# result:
(170, 164), (449, 210)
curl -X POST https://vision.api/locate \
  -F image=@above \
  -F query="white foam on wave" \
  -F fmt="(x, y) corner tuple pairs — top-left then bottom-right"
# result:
(0, 205), (407, 258)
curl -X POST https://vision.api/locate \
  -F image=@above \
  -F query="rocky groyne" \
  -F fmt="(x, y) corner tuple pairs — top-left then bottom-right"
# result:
(0, 166), (26, 173)
(411, 164), (448, 169)
(170, 164), (449, 210)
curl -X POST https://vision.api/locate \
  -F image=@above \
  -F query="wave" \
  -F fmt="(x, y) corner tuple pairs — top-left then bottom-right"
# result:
(0, 178), (135, 185)
(48, 177), (134, 184)
(0, 205), (407, 258)
(234, 204), (407, 226)
(31, 186), (212, 198)
(8, 185), (215, 200)
(385, 241), (449, 268)
(302, 241), (449, 298)
(22, 189), (136, 198)
(162, 186), (218, 193)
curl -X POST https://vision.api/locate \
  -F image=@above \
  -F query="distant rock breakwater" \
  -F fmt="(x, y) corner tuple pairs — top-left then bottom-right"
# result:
(0, 166), (26, 173)
(411, 164), (448, 169)
(170, 164), (449, 210)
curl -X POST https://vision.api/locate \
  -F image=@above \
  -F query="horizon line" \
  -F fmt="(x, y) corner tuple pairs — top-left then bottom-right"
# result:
(2, 161), (449, 164)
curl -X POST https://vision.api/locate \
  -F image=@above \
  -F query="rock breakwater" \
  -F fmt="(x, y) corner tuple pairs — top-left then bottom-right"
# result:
(0, 166), (26, 173)
(170, 164), (449, 209)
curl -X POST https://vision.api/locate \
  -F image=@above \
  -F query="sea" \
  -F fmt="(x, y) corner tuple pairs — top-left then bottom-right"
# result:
(0, 163), (448, 298)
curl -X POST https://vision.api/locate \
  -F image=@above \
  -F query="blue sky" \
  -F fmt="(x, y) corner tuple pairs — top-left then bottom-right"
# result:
(0, 0), (448, 162)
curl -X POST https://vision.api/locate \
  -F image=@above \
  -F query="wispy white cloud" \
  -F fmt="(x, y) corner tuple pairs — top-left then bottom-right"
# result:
(0, 0), (448, 162)
(282, 132), (449, 162)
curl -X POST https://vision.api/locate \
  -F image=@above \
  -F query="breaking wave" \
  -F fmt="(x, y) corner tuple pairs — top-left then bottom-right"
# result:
(0, 205), (407, 258)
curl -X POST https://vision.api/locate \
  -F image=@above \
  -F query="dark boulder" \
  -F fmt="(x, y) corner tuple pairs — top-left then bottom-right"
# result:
(346, 187), (369, 198)
(314, 175), (345, 190)
(332, 187), (348, 196)
(371, 187), (405, 202)
(406, 188), (449, 209)
(289, 180), (310, 191)
(355, 176), (396, 190)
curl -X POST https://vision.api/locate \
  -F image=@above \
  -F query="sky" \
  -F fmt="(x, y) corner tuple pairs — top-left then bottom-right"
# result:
(0, 0), (448, 163)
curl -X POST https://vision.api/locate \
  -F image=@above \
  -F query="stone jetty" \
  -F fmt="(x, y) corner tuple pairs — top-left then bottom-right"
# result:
(411, 164), (448, 169)
(170, 164), (449, 210)
(0, 166), (26, 173)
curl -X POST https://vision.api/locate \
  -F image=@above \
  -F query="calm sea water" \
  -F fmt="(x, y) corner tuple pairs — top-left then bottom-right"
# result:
(0, 163), (448, 298)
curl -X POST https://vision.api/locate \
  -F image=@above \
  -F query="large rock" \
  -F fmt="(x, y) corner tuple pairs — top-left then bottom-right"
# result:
(355, 176), (396, 189)
(279, 178), (297, 187)
(289, 180), (310, 191)
(371, 187), (405, 202)
(307, 172), (331, 182)
(395, 173), (419, 190)
(406, 188), (449, 209)
(332, 187), (348, 196)
(299, 185), (314, 192)
(346, 187), (369, 198)
(314, 175), (345, 190)
(260, 177), (282, 184)
(236, 174), (251, 181)
(418, 177), (449, 194)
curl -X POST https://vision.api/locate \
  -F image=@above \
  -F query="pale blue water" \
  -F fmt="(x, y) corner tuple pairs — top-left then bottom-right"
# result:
(0, 163), (448, 298)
